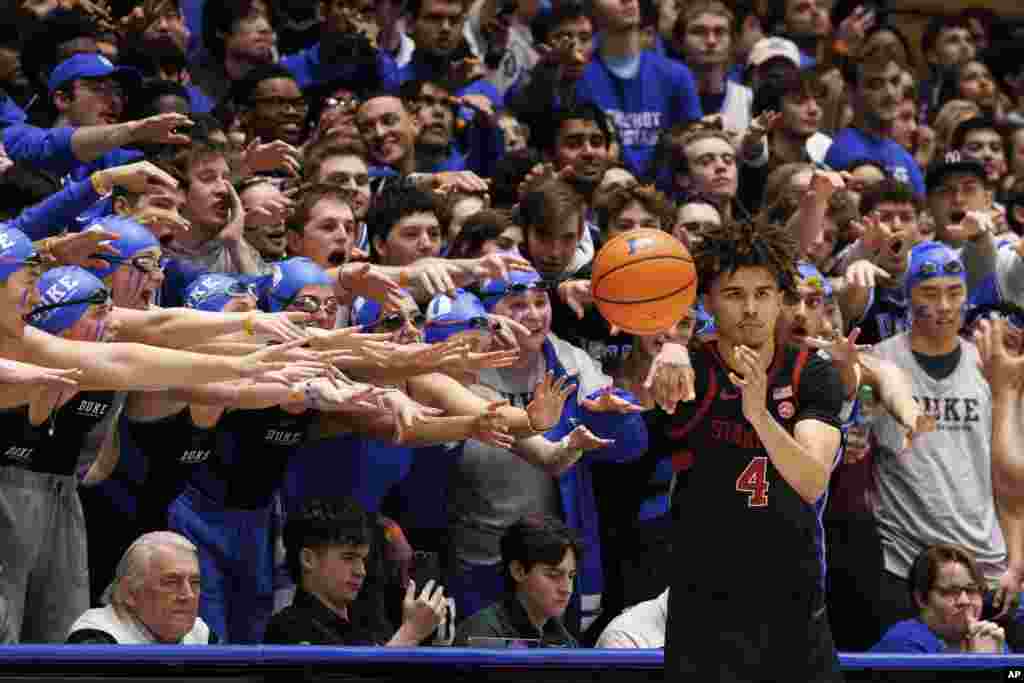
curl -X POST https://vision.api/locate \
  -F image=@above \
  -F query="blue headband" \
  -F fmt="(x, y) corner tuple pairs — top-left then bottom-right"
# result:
(28, 266), (108, 334)
(261, 257), (333, 313)
(85, 216), (160, 280)
(424, 289), (489, 343)
(184, 273), (256, 312)
(0, 227), (36, 282)
(905, 241), (966, 298)
(479, 269), (543, 312)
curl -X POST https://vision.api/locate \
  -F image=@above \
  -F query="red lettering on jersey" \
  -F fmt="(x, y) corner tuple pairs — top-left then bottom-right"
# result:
(736, 456), (770, 507)
(710, 419), (764, 450)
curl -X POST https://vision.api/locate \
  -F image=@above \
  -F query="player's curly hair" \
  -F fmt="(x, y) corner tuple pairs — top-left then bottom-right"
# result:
(694, 217), (800, 297)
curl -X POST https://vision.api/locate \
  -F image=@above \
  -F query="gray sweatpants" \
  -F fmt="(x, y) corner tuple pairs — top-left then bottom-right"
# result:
(0, 466), (89, 643)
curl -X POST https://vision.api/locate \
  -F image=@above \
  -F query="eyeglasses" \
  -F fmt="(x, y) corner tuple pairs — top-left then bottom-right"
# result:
(916, 260), (965, 277)
(252, 96), (309, 113)
(98, 254), (165, 274)
(376, 311), (427, 331)
(224, 281), (258, 299)
(324, 96), (360, 112)
(76, 79), (123, 99)
(287, 295), (340, 315)
(465, 316), (498, 332)
(492, 281), (555, 296)
(933, 583), (984, 600)
(25, 287), (112, 323)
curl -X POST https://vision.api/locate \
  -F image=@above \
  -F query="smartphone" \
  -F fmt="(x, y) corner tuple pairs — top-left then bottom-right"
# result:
(411, 550), (443, 587)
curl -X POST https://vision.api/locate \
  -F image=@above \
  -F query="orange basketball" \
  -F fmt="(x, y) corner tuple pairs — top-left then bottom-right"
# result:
(592, 229), (697, 335)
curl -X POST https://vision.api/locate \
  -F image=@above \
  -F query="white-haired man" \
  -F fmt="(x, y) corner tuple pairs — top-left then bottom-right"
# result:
(66, 531), (216, 644)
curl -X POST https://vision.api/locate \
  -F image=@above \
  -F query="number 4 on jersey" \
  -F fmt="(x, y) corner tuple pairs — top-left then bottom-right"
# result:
(736, 456), (769, 507)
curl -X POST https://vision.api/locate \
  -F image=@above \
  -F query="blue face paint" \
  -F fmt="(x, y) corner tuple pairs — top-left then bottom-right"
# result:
(26, 266), (109, 335)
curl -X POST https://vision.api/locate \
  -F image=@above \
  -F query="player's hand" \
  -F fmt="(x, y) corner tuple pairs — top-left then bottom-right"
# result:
(644, 342), (696, 414)
(526, 371), (577, 432)
(727, 345), (768, 421)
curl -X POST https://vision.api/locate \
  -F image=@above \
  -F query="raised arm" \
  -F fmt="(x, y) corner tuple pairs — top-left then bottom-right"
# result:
(114, 306), (309, 348)
(21, 327), (305, 392)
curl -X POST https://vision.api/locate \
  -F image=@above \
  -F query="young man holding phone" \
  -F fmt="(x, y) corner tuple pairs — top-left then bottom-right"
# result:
(264, 497), (450, 646)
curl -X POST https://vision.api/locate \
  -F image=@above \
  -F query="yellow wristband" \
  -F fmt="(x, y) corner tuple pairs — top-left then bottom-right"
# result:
(91, 171), (113, 197)
(399, 270), (410, 288)
(244, 315), (256, 336)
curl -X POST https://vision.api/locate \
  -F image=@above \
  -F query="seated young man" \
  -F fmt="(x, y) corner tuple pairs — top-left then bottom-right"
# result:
(871, 544), (1008, 653)
(264, 497), (448, 646)
(454, 514), (581, 648)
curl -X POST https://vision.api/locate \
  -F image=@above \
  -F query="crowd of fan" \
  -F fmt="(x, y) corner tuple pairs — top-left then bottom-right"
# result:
(0, 0), (1022, 658)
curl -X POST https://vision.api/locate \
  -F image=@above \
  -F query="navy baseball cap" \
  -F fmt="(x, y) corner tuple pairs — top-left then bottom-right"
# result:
(926, 151), (986, 194)
(48, 53), (141, 95)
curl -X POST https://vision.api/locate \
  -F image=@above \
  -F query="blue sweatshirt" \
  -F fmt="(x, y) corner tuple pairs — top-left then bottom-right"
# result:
(3, 123), (141, 182)
(824, 127), (925, 196)
(3, 177), (103, 240)
(576, 50), (701, 178)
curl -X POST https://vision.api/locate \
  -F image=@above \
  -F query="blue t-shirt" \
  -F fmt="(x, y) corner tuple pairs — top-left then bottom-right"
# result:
(871, 618), (1011, 653)
(824, 127), (925, 196)
(576, 50), (701, 178)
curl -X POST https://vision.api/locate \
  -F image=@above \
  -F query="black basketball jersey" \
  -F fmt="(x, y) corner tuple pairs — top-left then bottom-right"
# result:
(662, 341), (845, 681)
(664, 341), (842, 593)
(126, 407), (220, 532)
(0, 390), (115, 476)
(190, 406), (315, 510)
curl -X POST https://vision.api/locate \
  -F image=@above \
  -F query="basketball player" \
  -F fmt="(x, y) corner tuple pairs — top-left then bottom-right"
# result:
(658, 219), (845, 682)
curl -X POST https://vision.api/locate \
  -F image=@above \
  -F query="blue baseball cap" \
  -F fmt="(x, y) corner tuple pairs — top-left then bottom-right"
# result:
(0, 227), (37, 282)
(27, 266), (109, 335)
(904, 241), (966, 298)
(261, 257), (332, 313)
(184, 273), (257, 313)
(85, 216), (160, 280)
(478, 269), (546, 312)
(424, 289), (490, 343)
(796, 262), (833, 301)
(48, 53), (141, 95)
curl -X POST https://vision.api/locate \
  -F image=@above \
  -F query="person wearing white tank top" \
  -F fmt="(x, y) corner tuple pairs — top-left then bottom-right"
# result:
(867, 242), (1024, 643)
